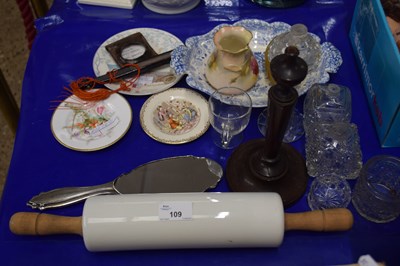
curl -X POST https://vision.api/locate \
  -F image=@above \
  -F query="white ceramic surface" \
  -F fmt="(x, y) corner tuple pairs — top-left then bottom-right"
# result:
(78, 0), (136, 9)
(171, 19), (343, 107)
(93, 28), (184, 96)
(142, 0), (201, 14)
(82, 192), (285, 251)
(51, 93), (132, 151)
(205, 26), (258, 92)
(140, 87), (210, 144)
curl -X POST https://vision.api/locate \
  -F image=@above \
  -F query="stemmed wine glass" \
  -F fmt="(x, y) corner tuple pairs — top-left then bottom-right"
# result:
(208, 87), (252, 149)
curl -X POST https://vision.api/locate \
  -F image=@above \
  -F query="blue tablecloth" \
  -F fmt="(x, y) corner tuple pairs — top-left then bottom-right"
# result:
(1, 0), (399, 265)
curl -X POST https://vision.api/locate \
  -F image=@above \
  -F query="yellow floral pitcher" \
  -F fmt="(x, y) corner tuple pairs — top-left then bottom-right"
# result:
(205, 26), (259, 92)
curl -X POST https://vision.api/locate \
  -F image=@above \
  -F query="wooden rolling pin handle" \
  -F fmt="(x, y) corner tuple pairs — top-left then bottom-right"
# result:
(9, 212), (82, 236)
(284, 208), (353, 232)
(10, 208), (353, 237)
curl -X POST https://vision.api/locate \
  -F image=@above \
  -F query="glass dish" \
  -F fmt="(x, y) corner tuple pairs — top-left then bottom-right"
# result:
(251, 0), (305, 8)
(352, 155), (400, 223)
(305, 122), (362, 179)
(307, 174), (352, 211)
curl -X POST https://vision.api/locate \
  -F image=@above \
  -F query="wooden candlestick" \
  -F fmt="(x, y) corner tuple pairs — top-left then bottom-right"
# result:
(226, 46), (309, 208)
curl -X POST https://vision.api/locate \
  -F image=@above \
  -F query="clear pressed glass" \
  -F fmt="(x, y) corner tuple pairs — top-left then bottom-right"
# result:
(303, 83), (352, 136)
(305, 122), (362, 179)
(352, 155), (400, 223)
(267, 24), (321, 72)
(251, 0), (306, 8)
(307, 174), (352, 210)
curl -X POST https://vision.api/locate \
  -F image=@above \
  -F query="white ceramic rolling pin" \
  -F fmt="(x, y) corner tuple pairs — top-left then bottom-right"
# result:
(9, 192), (353, 252)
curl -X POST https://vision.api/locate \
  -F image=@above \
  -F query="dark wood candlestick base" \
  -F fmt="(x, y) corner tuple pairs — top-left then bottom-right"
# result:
(226, 138), (308, 208)
(226, 46), (309, 208)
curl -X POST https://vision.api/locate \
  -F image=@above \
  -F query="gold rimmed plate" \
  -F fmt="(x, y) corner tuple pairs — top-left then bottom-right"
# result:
(51, 93), (132, 151)
(140, 88), (210, 144)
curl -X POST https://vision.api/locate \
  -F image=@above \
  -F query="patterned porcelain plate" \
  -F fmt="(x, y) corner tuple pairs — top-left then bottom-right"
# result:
(171, 19), (343, 107)
(93, 28), (184, 96)
(51, 93), (132, 151)
(140, 88), (210, 144)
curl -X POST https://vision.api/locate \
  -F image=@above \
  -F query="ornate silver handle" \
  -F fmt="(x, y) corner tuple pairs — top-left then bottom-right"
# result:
(27, 181), (117, 210)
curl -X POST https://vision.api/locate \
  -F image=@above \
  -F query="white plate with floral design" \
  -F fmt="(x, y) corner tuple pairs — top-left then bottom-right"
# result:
(93, 28), (184, 96)
(171, 19), (343, 107)
(140, 88), (210, 144)
(51, 93), (132, 151)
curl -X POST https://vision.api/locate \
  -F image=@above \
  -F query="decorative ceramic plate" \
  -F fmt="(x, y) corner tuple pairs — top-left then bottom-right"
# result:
(51, 93), (132, 151)
(93, 28), (184, 96)
(142, 0), (201, 14)
(140, 88), (210, 144)
(171, 19), (343, 107)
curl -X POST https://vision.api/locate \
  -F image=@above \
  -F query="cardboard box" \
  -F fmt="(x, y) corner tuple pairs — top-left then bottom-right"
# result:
(349, 0), (400, 147)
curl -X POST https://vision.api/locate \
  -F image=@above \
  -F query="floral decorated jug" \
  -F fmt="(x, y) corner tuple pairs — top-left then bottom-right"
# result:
(205, 26), (259, 92)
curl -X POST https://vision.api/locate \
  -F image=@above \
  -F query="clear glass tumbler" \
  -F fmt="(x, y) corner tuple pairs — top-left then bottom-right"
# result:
(352, 155), (400, 223)
(305, 122), (362, 179)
